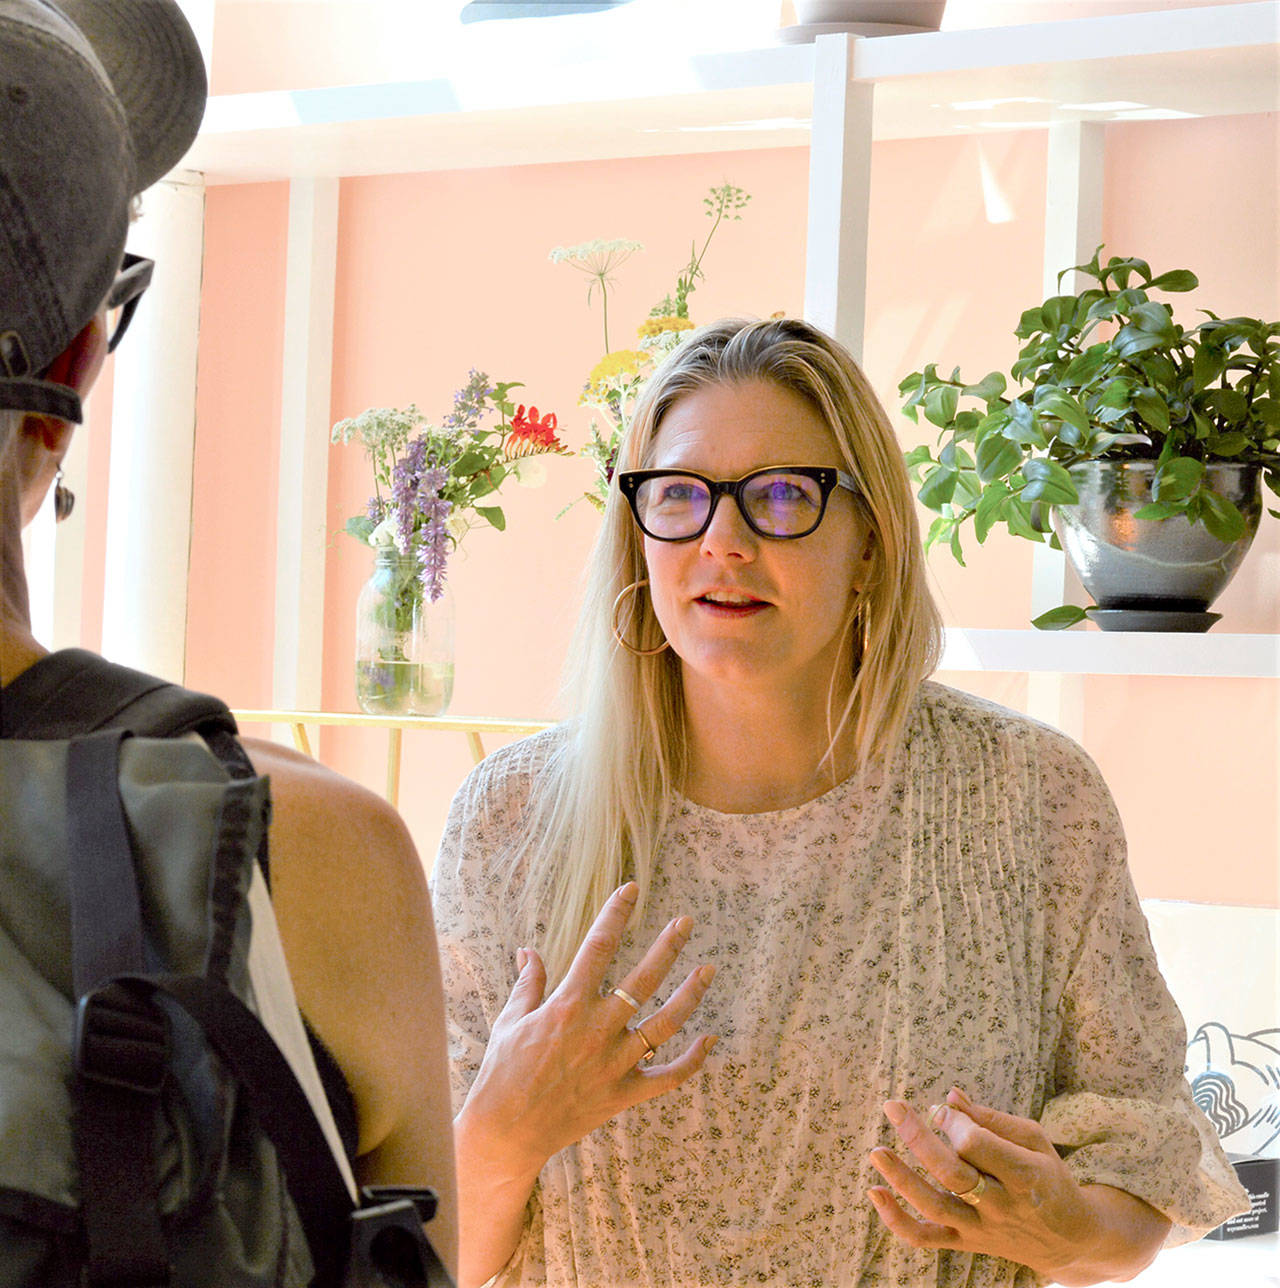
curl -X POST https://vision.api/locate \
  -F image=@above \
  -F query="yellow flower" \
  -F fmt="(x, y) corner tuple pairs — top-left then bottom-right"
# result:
(582, 348), (652, 403)
(637, 315), (695, 340)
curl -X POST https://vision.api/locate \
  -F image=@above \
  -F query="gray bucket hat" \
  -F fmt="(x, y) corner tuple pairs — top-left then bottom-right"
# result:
(0, 0), (206, 423)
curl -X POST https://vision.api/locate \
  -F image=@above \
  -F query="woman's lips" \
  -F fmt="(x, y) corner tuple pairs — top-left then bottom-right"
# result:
(694, 593), (769, 617)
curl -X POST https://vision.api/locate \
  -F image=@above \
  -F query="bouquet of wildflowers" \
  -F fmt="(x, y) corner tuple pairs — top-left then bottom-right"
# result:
(550, 183), (751, 510)
(332, 371), (565, 601)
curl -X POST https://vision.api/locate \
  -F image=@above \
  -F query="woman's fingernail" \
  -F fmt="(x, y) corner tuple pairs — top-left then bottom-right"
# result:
(702, 1034), (719, 1055)
(617, 882), (638, 902)
(697, 964), (717, 986)
(674, 915), (693, 938)
(884, 1100), (907, 1126)
(926, 1103), (948, 1130)
(516, 947), (529, 971)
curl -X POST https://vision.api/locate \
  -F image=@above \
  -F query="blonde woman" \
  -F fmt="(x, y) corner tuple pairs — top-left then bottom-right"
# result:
(433, 318), (1245, 1287)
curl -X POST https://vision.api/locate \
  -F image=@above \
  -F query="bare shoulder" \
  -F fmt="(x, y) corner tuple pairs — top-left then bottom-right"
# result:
(239, 736), (417, 876)
(240, 735), (394, 810)
(235, 741), (457, 1262)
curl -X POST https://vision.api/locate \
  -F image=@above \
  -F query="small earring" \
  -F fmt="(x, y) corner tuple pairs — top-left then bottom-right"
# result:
(611, 579), (670, 657)
(54, 468), (75, 523)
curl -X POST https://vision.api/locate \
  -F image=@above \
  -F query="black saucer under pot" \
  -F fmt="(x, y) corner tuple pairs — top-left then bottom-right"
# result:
(1054, 461), (1263, 632)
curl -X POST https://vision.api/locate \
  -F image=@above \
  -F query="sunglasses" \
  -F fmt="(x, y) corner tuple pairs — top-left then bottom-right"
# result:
(105, 253), (154, 353)
(617, 465), (858, 542)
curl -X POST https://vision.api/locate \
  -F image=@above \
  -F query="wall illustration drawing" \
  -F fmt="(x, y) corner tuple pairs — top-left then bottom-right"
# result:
(1142, 900), (1279, 1161)
(1187, 1022), (1280, 1158)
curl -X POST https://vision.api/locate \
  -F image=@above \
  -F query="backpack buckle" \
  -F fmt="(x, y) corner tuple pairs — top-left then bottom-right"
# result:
(74, 983), (168, 1095)
(349, 1191), (453, 1288)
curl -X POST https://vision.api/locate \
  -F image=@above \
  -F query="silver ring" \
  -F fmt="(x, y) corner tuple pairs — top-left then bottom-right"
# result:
(950, 1172), (988, 1207)
(610, 987), (641, 1013)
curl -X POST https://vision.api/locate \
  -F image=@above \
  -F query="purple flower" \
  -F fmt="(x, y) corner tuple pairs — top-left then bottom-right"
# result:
(416, 465), (453, 601)
(389, 439), (455, 600)
(392, 437), (429, 551)
(419, 516), (451, 602)
(366, 495), (387, 524)
(443, 368), (493, 429)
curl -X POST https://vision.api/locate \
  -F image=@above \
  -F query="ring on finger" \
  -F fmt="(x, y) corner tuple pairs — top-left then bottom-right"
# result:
(610, 986), (641, 1013)
(949, 1172), (988, 1207)
(632, 1021), (657, 1066)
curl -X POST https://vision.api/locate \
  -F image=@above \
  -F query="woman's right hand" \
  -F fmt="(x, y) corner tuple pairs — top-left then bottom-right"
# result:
(456, 881), (717, 1183)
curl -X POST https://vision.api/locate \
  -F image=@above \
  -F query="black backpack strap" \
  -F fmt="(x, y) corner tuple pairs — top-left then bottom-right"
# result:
(65, 729), (357, 1288)
(1, 648), (236, 741)
(128, 975), (356, 1288)
(67, 729), (171, 1288)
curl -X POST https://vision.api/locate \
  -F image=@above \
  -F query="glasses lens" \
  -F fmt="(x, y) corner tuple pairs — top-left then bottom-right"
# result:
(742, 470), (825, 536)
(635, 475), (711, 539)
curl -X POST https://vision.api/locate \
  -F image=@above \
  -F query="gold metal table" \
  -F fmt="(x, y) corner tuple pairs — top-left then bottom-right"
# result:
(230, 710), (552, 808)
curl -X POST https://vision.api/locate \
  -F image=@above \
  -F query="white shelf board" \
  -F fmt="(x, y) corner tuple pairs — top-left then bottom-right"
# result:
(940, 627), (1280, 678)
(185, 3), (1278, 184)
(1100, 1230), (1278, 1288)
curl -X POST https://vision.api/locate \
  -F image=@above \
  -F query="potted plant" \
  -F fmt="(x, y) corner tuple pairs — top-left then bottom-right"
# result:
(900, 248), (1280, 629)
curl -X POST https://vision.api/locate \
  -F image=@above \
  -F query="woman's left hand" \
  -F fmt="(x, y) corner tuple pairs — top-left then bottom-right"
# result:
(868, 1087), (1170, 1286)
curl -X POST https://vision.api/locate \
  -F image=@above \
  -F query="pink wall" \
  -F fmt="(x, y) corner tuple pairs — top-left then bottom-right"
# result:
(163, 110), (1277, 910)
(318, 146), (813, 823)
(187, 182), (290, 707)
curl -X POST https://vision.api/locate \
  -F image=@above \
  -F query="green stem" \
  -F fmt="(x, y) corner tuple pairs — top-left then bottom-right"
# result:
(688, 204), (725, 285)
(601, 285), (611, 353)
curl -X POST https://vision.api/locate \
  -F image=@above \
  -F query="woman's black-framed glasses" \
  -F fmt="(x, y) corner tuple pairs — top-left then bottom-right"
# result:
(617, 465), (858, 542)
(105, 252), (154, 353)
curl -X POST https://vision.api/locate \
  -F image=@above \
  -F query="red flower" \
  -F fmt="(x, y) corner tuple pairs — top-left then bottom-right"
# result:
(507, 404), (566, 457)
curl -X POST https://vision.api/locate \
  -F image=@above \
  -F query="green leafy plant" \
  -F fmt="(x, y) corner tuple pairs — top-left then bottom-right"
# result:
(900, 248), (1280, 627)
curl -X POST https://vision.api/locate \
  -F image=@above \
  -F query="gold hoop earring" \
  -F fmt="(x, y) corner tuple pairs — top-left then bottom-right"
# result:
(611, 580), (670, 657)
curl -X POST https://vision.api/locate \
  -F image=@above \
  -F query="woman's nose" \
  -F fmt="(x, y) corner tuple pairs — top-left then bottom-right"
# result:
(698, 494), (757, 561)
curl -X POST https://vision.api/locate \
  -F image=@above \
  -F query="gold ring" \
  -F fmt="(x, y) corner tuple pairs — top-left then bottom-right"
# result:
(610, 987), (641, 1013)
(951, 1173), (987, 1207)
(633, 1023), (656, 1065)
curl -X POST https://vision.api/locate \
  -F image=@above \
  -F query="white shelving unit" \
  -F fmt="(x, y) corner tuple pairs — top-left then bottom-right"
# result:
(942, 629), (1280, 680)
(175, 1), (1280, 695)
(188, 3), (1278, 180)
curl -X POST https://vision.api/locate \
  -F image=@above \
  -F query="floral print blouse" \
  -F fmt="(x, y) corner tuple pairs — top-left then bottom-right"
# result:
(431, 682), (1247, 1287)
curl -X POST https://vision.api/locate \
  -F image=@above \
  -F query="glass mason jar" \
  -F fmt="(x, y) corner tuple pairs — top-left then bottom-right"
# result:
(354, 546), (455, 716)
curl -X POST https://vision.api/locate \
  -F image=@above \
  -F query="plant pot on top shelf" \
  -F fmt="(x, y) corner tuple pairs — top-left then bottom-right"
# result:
(900, 248), (1280, 631)
(793, 1), (946, 28)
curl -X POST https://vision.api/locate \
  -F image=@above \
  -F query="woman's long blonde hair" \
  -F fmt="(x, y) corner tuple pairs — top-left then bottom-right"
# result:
(510, 318), (942, 984)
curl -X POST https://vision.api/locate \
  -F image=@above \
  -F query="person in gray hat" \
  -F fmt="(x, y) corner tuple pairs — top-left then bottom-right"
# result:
(0, 0), (458, 1273)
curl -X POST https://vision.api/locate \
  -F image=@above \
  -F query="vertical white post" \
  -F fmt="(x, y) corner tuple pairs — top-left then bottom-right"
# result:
(23, 396), (88, 649)
(273, 178), (339, 719)
(101, 170), (206, 682)
(21, 475), (56, 644)
(804, 33), (873, 363)
(1027, 121), (1105, 737)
